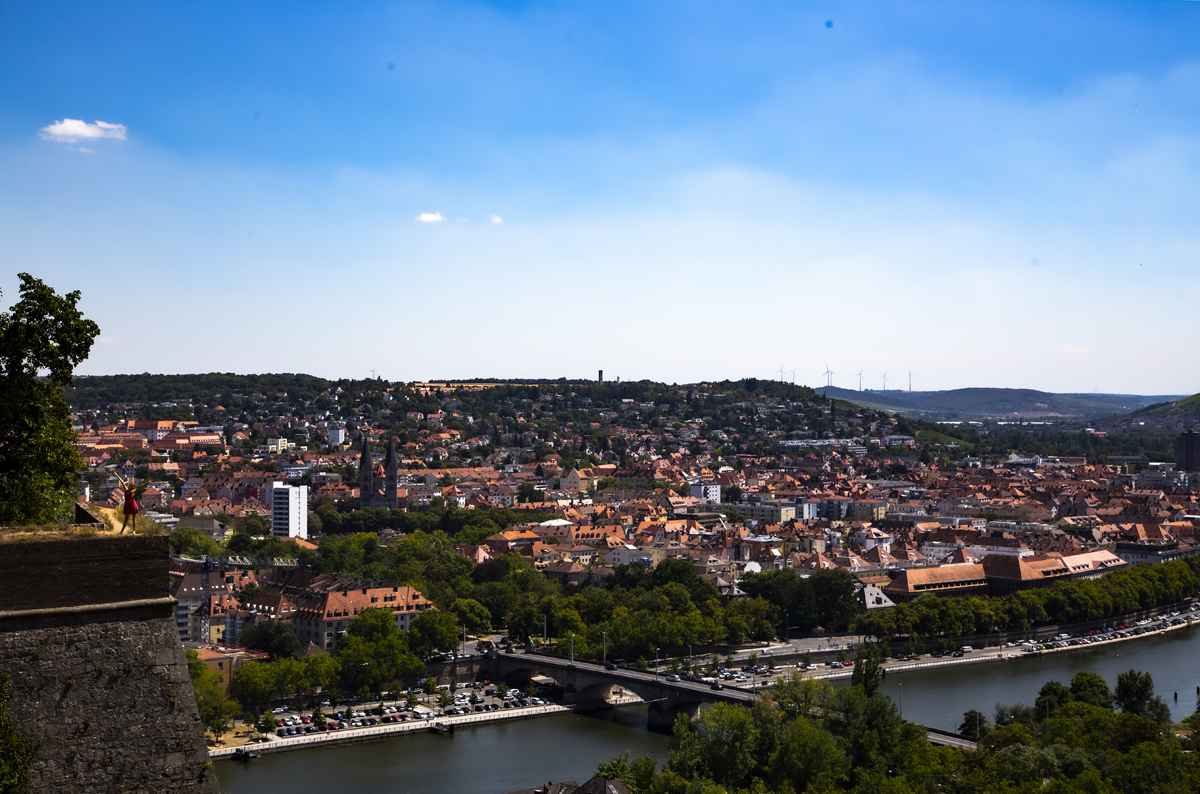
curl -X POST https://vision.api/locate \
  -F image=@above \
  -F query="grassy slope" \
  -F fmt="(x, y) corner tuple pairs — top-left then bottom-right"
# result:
(1127, 392), (1200, 419)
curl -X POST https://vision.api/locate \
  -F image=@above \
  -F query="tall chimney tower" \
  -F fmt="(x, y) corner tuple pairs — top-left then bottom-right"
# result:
(598, 369), (604, 383)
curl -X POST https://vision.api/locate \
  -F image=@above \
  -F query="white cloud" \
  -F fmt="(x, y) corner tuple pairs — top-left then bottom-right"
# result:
(417, 212), (444, 222)
(490, 215), (503, 224)
(39, 119), (128, 143)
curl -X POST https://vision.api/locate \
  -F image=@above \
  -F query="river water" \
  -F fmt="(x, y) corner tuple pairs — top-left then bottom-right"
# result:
(214, 705), (669, 794)
(882, 622), (1200, 730)
(215, 623), (1200, 793)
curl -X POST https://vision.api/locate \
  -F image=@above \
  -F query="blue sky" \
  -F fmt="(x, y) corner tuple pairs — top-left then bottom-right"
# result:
(2, 1), (1198, 393)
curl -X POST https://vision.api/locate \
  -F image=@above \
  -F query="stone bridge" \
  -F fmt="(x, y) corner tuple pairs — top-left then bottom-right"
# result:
(483, 651), (976, 749)
(485, 651), (752, 729)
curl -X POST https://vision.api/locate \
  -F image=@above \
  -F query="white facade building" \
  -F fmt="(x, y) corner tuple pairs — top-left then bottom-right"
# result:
(271, 483), (309, 539)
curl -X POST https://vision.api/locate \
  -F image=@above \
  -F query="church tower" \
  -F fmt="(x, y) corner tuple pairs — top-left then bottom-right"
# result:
(358, 436), (374, 508)
(384, 437), (398, 509)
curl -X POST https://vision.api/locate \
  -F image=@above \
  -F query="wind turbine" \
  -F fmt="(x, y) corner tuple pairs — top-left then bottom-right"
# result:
(908, 370), (913, 392)
(881, 372), (887, 391)
(823, 365), (834, 389)
(856, 370), (864, 391)
(778, 366), (786, 382)
(788, 369), (797, 385)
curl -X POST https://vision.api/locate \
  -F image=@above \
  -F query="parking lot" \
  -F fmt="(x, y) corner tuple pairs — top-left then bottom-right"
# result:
(267, 682), (554, 738)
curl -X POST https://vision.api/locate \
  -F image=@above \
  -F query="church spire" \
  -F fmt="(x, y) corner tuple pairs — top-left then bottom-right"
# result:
(384, 437), (398, 509)
(358, 435), (374, 508)
(358, 435), (373, 472)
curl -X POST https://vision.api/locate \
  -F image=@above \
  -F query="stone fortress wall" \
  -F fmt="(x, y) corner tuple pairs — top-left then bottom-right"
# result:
(0, 531), (219, 794)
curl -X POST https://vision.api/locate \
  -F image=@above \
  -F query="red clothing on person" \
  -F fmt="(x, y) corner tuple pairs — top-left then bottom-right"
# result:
(123, 490), (140, 516)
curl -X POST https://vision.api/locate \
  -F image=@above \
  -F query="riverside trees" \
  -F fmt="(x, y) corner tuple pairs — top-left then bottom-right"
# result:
(231, 607), (424, 711)
(852, 556), (1200, 645)
(593, 664), (1197, 793)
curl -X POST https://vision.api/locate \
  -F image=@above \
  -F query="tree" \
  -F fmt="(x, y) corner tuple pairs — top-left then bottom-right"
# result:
(691, 702), (760, 789)
(451, 598), (492, 635)
(810, 568), (858, 630)
(850, 643), (882, 697)
(959, 709), (990, 740)
(1034, 680), (1072, 718)
(517, 483), (541, 503)
(595, 752), (659, 794)
(338, 608), (422, 692)
(254, 709), (276, 735)
(0, 671), (34, 794)
(185, 648), (240, 735)
(231, 661), (273, 709)
(238, 513), (270, 536)
(167, 527), (223, 559)
(239, 621), (301, 660)
(1070, 671), (1113, 710)
(1114, 669), (1155, 716)
(0, 274), (100, 525)
(304, 655), (341, 701)
(422, 677), (437, 695)
(409, 610), (461, 658)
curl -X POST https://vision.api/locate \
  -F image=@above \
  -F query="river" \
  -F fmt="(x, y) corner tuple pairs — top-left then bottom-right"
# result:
(214, 704), (669, 794)
(215, 622), (1200, 793)
(881, 621), (1200, 730)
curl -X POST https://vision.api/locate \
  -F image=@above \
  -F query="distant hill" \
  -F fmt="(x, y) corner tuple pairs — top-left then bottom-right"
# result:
(66, 373), (333, 409)
(814, 386), (1183, 420)
(1125, 393), (1200, 421)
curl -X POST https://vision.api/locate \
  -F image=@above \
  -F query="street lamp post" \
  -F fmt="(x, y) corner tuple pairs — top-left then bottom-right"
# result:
(570, 635), (575, 666)
(655, 648), (659, 681)
(543, 615), (547, 646)
(688, 645), (692, 676)
(899, 683), (903, 719)
(603, 631), (607, 665)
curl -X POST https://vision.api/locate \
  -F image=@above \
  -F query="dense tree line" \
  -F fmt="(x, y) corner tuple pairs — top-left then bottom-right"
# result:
(594, 649), (1200, 793)
(854, 556), (1200, 645)
(229, 607), (458, 712)
(64, 372), (333, 409)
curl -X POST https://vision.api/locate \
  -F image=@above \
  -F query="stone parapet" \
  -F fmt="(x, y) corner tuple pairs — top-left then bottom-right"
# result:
(0, 532), (219, 793)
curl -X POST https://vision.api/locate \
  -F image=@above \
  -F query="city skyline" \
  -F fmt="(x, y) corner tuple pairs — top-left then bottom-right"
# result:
(2, 0), (1199, 393)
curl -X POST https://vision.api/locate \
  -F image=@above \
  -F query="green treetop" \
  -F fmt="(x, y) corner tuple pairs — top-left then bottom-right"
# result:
(0, 274), (100, 525)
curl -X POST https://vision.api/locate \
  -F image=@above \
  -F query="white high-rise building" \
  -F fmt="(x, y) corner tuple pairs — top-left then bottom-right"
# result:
(271, 483), (308, 540)
(328, 425), (347, 446)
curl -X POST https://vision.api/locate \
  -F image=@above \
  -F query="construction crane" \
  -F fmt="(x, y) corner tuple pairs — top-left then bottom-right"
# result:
(176, 554), (303, 645)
